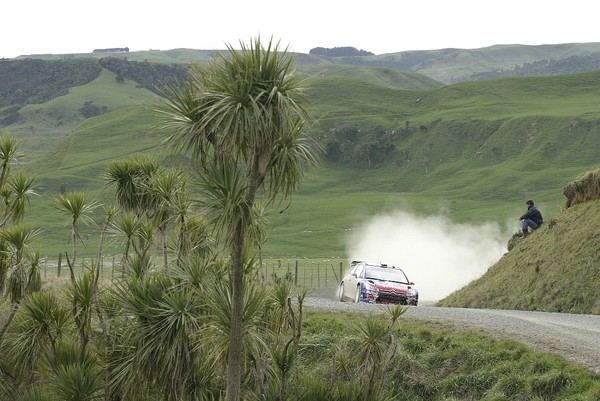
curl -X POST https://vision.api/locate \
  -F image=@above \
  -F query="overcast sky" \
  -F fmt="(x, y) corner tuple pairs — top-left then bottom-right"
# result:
(2, 0), (599, 58)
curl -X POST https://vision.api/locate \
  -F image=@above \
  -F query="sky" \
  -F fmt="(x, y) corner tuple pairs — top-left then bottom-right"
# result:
(2, 0), (600, 58)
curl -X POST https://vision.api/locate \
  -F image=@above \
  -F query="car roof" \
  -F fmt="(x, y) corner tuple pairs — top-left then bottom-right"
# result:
(351, 260), (403, 270)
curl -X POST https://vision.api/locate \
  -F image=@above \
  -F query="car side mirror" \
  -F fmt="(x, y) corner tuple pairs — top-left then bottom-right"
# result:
(409, 282), (415, 285)
(351, 273), (357, 278)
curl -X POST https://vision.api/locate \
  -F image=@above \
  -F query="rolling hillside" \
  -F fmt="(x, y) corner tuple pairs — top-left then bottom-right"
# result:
(361, 42), (600, 83)
(0, 61), (597, 258)
(3, 68), (161, 159)
(15, 42), (600, 84)
(1, 49), (600, 257)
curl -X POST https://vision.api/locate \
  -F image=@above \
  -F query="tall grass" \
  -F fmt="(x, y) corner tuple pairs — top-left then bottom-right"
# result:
(563, 167), (600, 208)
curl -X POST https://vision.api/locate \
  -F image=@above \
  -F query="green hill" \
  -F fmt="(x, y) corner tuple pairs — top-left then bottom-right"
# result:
(438, 169), (600, 314)
(297, 64), (442, 90)
(378, 43), (600, 83)
(3, 68), (161, 159)
(0, 66), (595, 260)
(297, 42), (600, 82)
(0, 57), (439, 161)
(2, 56), (600, 261)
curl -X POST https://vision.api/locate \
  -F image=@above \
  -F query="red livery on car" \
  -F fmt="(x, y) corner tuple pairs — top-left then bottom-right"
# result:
(338, 261), (418, 305)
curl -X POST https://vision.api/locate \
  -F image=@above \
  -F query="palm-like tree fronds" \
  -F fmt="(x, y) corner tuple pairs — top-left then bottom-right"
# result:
(143, 167), (188, 270)
(10, 291), (71, 373)
(0, 239), (10, 293)
(201, 273), (269, 371)
(17, 386), (55, 401)
(0, 225), (42, 344)
(54, 191), (99, 230)
(105, 155), (160, 215)
(0, 132), (25, 189)
(108, 274), (207, 401)
(2, 171), (36, 226)
(53, 363), (103, 401)
(155, 76), (217, 170)
(195, 159), (251, 247)
(0, 225), (41, 260)
(175, 214), (214, 259)
(70, 271), (95, 319)
(108, 212), (154, 272)
(268, 122), (321, 200)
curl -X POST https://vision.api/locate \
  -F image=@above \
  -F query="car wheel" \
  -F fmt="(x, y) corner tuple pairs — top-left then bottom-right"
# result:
(338, 283), (345, 302)
(354, 285), (361, 303)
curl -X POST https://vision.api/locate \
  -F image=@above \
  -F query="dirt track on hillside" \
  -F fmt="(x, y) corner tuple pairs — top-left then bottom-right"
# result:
(304, 296), (600, 373)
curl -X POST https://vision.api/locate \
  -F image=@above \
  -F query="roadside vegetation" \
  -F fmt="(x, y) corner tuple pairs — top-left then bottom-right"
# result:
(2, 278), (600, 400)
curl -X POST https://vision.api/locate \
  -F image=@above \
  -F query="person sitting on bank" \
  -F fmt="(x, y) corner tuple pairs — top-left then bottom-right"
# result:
(519, 199), (543, 238)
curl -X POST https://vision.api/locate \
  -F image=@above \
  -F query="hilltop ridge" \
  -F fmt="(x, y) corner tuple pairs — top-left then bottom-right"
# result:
(13, 42), (600, 83)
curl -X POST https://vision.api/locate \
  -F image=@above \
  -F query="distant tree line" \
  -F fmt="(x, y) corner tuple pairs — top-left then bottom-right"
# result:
(0, 59), (102, 108)
(309, 46), (374, 57)
(469, 54), (600, 80)
(93, 47), (129, 53)
(97, 57), (190, 94)
(0, 58), (192, 124)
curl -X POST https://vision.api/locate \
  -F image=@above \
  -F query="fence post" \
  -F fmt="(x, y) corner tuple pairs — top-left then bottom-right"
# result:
(317, 263), (320, 288)
(57, 253), (62, 277)
(294, 260), (298, 286)
(339, 262), (343, 284)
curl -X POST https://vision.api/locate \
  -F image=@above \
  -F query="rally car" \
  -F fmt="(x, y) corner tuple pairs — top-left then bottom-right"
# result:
(338, 261), (418, 305)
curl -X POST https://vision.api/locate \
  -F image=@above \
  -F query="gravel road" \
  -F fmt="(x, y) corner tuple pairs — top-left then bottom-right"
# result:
(304, 296), (600, 373)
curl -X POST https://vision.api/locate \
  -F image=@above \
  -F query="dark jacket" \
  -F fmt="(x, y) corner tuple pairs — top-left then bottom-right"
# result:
(520, 206), (543, 225)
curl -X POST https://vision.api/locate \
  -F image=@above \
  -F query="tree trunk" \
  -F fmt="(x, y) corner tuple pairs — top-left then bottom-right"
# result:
(0, 301), (19, 340)
(225, 222), (245, 401)
(95, 218), (111, 337)
(176, 215), (186, 268)
(161, 227), (169, 271)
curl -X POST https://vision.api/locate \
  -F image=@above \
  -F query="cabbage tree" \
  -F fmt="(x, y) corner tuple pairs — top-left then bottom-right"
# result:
(157, 37), (318, 400)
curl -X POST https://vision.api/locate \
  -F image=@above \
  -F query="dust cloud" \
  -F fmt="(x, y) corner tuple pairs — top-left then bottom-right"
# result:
(346, 211), (508, 302)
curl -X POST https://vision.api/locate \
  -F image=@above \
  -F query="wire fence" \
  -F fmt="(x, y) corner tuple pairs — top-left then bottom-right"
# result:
(40, 254), (347, 292)
(258, 259), (346, 291)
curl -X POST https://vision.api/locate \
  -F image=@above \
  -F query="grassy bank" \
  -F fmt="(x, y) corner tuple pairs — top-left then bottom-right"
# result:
(299, 309), (600, 400)
(438, 199), (600, 314)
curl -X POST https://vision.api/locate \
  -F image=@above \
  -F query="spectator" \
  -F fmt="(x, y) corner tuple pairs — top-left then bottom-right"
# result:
(519, 199), (543, 238)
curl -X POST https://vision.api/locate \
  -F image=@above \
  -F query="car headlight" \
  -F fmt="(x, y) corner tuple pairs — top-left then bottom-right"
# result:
(407, 288), (417, 297)
(364, 282), (379, 294)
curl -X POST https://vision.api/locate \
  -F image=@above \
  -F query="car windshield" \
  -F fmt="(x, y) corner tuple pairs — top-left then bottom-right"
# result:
(364, 266), (409, 284)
